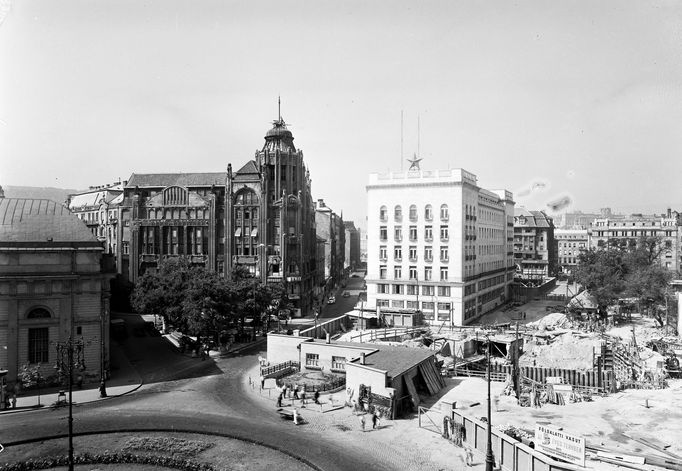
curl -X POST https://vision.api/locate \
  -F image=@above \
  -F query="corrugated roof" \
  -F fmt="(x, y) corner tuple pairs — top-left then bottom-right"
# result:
(126, 173), (227, 188)
(0, 198), (96, 243)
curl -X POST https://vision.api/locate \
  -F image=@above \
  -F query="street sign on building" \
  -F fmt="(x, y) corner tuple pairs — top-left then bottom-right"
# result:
(535, 423), (585, 467)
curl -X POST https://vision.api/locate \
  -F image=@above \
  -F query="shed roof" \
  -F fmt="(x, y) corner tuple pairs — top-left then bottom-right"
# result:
(353, 345), (436, 378)
(0, 198), (96, 243)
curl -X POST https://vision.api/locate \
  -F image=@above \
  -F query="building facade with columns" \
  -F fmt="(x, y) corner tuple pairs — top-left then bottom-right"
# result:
(0, 198), (114, 388)
(366, 166), (515, 326)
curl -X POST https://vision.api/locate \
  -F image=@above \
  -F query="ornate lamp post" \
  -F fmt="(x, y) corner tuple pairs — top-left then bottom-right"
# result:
(485, 335), (494, 471)
(54, 337), (86, 471)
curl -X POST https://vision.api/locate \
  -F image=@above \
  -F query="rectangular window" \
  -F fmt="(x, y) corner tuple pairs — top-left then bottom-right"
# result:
(380, 226), (387, 241)
(440, 246), (449, 262)
(406, 284), (418, 295)
(424, 246), (433, 261)
(377, 299), (390, 307)
(394, 227), (403, 242)
(422, 301), (435, 311)
(305, 353), (319, 367)
(409, 226), (418, 241)
(440, 267), (448, 281)
(394, 246), (402, 261)
(422, 285), (434, 296)
(122, 241), (130, 255)
(424, 267), (432, 281)
(440, 226), (449, 241)
(377, 284), (389, 294)
(409, 246), (418, 261)
(379, 246), (387, 260)
(392, 284), (404, 294)
(409, 266), (417, 280)
(332, 356), (346, 370)
(28, 327), (49, 364)
(424, 226), (433, 241)
(394, 266), (402, 279)
(391, 300), (405, 308)
(438, 286), (451, 296)
(379, 265), (387, 279)
(406, 300), (419, 310)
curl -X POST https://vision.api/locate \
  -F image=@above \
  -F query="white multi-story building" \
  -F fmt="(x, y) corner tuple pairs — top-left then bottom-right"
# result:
(366, 167), (515, 326)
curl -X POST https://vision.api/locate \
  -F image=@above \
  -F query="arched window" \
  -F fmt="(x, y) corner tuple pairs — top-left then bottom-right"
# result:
(27, 308), (51, 319)
(425, 205), (433, 221)
(394, 205), (402, 221)
(379, 206), (388, 222)
(409, 205), (417, 221)
(440, 204), (449, 221)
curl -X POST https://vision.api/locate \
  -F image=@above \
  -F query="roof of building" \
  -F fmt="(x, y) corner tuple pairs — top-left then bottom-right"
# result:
(232, 161), (260, 182)
(68, 185), (123, 209)
(0, 198), (97, 243)
(262, 118), (296, 153)
(515, 207), (553, 228)
(126, 173), (227, 188)
(360, 346), (436, 378)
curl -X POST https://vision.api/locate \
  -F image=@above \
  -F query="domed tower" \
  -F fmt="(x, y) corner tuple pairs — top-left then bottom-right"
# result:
(226, 103), (316, 318)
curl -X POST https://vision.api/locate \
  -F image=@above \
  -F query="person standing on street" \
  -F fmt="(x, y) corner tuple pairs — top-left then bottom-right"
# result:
(277, 393), (283, 408)
(359, 414), (366, 431)
(313, 389), (320, 405)
(260, 375), (265, 390)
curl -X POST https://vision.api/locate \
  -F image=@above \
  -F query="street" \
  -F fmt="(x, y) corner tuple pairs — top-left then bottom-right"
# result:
(319, 271), (365, 319)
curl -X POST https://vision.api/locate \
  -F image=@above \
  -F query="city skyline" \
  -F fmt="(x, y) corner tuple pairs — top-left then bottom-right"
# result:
(2, 0), (682, 231)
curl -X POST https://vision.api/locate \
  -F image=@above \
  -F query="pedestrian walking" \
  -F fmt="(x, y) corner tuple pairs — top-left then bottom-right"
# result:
(281, 385), (287, 399)
(277, 393), (283, 408)
(11, 392), (17, 409)
(300, 390), (307, 407)
(464, 444), (474, 466)
(313, 389), (320, 405)
(293, 384), (299, 400)
(359, 414), (366, 431)
(99, 381), (107, 398)
(372, 412), (379, 429)
(260, 375), (265, 390)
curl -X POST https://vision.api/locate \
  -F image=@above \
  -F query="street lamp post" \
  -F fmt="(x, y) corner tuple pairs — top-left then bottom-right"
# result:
(485, 335), (494, 471)
(54, 337), (86, 471)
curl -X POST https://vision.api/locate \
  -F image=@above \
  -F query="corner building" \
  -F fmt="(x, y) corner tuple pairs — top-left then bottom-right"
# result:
(366, 168), (515, 326)
(226, 117), (316, 317)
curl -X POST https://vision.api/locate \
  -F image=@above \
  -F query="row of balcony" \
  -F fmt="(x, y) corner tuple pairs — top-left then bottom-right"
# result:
(380, 256), (452, 263)
(381, 236), (449, 243)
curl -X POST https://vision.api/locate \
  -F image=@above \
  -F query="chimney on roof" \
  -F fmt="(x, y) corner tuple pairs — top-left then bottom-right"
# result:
(123, 180), (128, 186)
(667, 208), (672, 218)
(317, 199), (325, 208)
(360, 352), (365, 365)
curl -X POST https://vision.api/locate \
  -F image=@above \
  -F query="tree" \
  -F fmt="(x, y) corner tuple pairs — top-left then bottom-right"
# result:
(181, 267), (233, 341)
(574, 248), (627, 307)
(575, 236), (674, 326)
(18, 363), (43, 406)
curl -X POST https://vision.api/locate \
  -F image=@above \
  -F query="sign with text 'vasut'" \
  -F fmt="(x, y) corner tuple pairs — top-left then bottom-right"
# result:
(535, 424), (585, 467)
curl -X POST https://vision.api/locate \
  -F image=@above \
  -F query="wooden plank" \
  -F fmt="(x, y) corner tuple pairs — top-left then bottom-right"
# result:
(418, 364), (439, 396)
(622, 432), (681, 460)
(404, 374), (420, 407)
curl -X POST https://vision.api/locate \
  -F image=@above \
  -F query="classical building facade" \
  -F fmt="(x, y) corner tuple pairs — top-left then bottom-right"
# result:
(513, 208), (557, 280)
(226, 117), (317, 317)
(344, 221), (361, 271)
(315, 199), (345, 295)
(555, 228), (589, 273)
(588, 209), (681, 272)
(0, 198), (114, 388)
(118, 173), (227, 282)
(366, 167), (515, 326)
(67, 182), (124, 260)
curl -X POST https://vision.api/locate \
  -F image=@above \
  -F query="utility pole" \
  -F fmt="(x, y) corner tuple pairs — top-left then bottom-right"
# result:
(55, 337), (86, 471)
(514, 321), (520, 400)
(485, 336), (494, 471)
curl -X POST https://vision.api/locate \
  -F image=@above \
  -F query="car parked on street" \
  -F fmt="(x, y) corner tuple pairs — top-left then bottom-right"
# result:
(342, 291), (350, 297)
(327, 296), (336, 304)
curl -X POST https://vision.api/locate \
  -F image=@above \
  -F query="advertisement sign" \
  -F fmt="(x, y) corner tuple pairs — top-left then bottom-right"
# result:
(534, 424), (585, 467)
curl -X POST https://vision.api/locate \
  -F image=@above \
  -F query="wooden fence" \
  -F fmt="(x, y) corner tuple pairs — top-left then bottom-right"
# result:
(454, 363), (613, 393)
(261, 360), (300, 378)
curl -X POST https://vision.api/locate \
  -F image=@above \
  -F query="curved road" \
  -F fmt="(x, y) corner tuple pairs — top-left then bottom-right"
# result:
(0, 345), (393, 471)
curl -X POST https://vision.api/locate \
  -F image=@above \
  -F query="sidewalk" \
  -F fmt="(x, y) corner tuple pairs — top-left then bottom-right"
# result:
(0, 341), (143, 415)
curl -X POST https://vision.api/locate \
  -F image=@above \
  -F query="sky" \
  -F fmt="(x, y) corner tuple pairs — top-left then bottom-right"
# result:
(2, 0), (682, 232)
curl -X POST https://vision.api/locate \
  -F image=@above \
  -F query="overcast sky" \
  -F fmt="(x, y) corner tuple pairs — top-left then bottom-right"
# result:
(2, 0), (682, 231)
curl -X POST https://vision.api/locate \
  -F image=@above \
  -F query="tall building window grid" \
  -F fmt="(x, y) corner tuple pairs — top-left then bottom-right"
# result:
(409, 246), (418, 261)
(424, 246), (433, 262)
(394, 246), (402, 261)
(425, 205), (433, 221)
(409, 265), (418, 280)
(409, 226), (418, 241)
(409, 205), (418, 221)
(425, 226), (433, 241)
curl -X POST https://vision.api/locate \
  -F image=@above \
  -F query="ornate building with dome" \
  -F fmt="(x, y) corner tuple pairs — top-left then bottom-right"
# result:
(226, 115), (318, 318)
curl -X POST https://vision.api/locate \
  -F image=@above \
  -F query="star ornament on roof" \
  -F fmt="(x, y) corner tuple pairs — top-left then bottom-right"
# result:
(407, 154), (422, 171)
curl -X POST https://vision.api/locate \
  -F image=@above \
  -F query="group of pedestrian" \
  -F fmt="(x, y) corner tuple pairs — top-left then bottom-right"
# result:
(358, 411), (381, 431)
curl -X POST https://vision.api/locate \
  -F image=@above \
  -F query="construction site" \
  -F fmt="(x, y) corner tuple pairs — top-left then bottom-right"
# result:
(334, 291), (682, 471)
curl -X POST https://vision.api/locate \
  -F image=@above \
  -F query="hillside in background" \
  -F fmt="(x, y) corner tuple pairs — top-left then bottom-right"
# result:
(2, 186), (81, 204)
